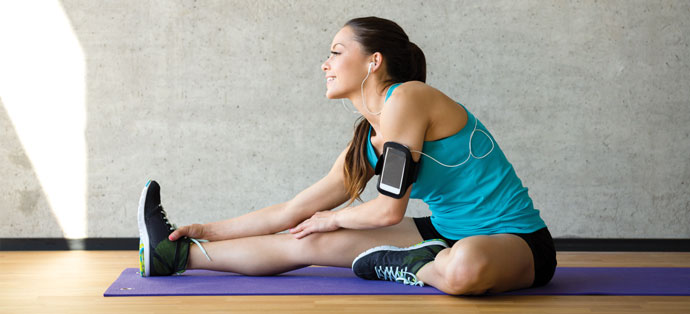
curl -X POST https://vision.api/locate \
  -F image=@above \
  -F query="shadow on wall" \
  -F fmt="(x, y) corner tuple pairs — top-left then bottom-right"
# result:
(0, 98), (64, 238)
(0, 2), (88, 239)
(4, 0), (290, 239)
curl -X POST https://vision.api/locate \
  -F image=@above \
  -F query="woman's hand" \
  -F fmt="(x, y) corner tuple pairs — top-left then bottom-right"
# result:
(289, 210), (340, 239)
(168, 223), (206, 241)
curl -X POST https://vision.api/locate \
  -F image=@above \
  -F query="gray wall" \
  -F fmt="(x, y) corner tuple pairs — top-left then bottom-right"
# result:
(1, 0), (688, 239)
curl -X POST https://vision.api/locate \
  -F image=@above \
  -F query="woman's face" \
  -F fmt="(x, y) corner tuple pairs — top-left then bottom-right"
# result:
(321, 26), (369, 99)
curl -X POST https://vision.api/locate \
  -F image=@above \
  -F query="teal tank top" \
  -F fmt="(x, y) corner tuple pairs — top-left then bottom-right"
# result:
(366, 83), (546, 239)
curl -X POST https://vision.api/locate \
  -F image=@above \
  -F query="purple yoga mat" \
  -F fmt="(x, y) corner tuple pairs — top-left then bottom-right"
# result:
(104, 266), (690, 297)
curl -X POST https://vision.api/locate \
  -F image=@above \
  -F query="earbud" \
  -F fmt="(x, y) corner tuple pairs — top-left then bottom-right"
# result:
(368, 62), (375, 73)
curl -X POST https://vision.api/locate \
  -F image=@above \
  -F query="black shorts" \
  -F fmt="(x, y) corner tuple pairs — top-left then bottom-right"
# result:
(413, 217), (557, 288)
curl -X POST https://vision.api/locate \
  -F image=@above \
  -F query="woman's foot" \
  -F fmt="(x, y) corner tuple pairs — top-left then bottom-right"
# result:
(351, 239), (449, 286)
(137, 180), (190, 276)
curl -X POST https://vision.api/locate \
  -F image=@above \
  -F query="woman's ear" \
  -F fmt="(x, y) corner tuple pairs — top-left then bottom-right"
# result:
(371, 52), (384, 70)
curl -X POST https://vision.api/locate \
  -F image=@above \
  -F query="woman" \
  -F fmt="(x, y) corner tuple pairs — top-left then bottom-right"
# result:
(138, 16), (556, 295)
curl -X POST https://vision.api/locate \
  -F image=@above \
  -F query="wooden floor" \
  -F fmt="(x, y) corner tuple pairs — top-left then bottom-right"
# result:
(1, 251), (689, 313)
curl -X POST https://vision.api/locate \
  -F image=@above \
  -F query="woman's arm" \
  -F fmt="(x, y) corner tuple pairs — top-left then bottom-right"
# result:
(333, 187), (412, 229)
(288, 182), (412, 239)
(169, 146), (355, 242)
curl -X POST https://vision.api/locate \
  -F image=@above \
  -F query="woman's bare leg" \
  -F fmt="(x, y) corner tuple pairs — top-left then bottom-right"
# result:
(187, 217), (423, 275)
(415, 234), (535, 295)
(187, 218), (536, 296)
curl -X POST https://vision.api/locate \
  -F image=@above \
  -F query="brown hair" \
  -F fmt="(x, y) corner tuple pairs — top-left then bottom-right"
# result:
(342, 17), (427, 206)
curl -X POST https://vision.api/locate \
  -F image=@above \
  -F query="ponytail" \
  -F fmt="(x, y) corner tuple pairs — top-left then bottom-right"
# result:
(343, 116), (373, 207)
(407, 41), (426, 83)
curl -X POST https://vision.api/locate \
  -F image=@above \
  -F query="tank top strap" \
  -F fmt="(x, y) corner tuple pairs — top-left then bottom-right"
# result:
(385, 83), (403, 102)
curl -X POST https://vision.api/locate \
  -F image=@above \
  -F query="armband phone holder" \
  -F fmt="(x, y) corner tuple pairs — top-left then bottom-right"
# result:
(374, 142), (419, 199)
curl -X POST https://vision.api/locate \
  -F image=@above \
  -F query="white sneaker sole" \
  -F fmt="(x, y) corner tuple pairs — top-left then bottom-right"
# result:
(137, 180), (151, 277)
(351, 239), (449, 269)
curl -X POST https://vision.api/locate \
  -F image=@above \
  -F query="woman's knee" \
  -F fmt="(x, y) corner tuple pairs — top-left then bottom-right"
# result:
(441, 238), (493, 295)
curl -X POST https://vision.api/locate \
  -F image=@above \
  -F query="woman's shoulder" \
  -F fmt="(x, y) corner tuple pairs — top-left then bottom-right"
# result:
(390, 81), (446, 103)
(386, 81), (445, 112)
(393, 80), (431, 94)
(384, 81), (466, 142)
(380, 81), (434, 130)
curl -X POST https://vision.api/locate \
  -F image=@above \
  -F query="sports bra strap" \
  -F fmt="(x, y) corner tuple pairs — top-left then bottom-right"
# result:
(385, 83), (403, 102)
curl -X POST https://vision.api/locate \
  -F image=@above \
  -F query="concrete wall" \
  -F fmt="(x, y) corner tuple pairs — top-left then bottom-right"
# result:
(1, 0), (688, 239)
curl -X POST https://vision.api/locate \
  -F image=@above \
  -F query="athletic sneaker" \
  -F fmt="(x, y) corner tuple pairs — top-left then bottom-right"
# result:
(138, 180), (192, 276)
(351, 239), (449, 287)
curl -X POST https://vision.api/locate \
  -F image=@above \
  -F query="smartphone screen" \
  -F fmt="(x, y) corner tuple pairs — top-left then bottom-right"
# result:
(380, 147), (406, 194)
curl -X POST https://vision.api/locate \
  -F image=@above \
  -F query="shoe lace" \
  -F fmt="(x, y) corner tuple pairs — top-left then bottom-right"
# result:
(374, 266), (424, 287)
(160, 205), (212, 262)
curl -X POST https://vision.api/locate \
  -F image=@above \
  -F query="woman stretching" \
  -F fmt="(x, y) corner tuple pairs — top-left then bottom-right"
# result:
(138, 16), (556, 295)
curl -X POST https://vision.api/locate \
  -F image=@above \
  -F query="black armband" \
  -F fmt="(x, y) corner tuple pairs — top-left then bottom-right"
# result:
(374, 142), (419, 199)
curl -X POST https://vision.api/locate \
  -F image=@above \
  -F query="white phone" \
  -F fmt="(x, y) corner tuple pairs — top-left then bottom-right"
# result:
(378, 146), (407, 195)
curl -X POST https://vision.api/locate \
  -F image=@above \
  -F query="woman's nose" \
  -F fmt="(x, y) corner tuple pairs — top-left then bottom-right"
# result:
(321, 61), (329, 72)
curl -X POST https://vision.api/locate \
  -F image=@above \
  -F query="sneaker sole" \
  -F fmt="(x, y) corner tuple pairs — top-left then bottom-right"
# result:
(137, 180), (152, 277)
(351, 239), (449, 269)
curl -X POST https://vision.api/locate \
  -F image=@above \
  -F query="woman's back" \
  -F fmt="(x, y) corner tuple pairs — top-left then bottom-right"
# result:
(366, 82), (546, 240)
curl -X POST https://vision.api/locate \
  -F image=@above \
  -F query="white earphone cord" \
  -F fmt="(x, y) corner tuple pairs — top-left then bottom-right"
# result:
(340, 99), (359, 114)
(411, 118), (494, 168)
(361, 62), (381, 115)
(340, 63), (495, 167)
